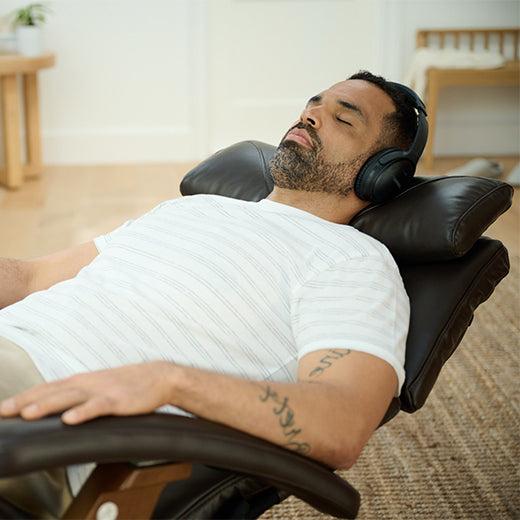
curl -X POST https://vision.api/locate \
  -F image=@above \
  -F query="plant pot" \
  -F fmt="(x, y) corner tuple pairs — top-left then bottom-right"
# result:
(16, 25), (42, 56)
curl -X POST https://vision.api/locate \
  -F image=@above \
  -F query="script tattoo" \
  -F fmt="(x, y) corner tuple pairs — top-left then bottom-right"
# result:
(254, 383), (311, 455)
(308, 349), (351, 378)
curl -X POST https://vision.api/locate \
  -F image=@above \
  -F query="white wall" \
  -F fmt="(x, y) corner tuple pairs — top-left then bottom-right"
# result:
(1, 0), (207, 164)
(40, 0), (204, 163)
(204, 0), (382, 152)
(0, 0), (518, 165)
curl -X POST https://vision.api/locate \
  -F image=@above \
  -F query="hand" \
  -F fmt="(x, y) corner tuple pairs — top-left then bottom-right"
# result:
(0, 361), (177, 425)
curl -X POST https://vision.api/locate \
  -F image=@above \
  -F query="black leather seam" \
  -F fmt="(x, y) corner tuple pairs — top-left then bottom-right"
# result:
(451, 183), (513, 256)
(247, 140), (274, 193)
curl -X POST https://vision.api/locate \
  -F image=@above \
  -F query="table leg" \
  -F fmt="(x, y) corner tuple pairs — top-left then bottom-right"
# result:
(23, 72), (42, 178)
(0, 74), (23, 189)
(424, 72), (440, 171)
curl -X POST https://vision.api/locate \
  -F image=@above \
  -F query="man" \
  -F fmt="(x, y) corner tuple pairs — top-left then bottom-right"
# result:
(0, 71), (414, 517)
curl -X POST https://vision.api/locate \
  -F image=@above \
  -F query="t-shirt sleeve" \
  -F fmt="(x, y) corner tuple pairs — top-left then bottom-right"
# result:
(93, 219), (135, 253)
(291, 255), (409, 395)
(93, 200), (176, 253)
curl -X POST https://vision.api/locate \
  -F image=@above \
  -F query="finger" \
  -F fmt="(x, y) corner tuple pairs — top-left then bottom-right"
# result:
(62, 395), (114, 425)
(0, 381), (57, 417)
(19, 388), (89, 420)
(0, 397), (19, 417)
(0, 374), (92, 418)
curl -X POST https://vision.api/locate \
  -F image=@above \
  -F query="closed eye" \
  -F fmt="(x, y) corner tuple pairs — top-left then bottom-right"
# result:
(336, 116), (352, 126)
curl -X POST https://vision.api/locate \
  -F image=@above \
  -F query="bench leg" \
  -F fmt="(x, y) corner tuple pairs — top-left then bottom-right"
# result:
(23, 72), (43, 179)
(0, 74), (24, 189)
(424, 72), (440, 170)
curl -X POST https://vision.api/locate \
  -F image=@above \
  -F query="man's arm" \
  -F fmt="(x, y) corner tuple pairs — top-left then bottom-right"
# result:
(0, 348), (397, 470)
(173, 349), (397, 468)
(0, 241), (99, 309)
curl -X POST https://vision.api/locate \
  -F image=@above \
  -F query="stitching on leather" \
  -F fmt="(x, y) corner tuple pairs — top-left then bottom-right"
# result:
(451, 183), (513, 255)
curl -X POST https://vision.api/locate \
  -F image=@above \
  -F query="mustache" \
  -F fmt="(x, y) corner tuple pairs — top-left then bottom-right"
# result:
(283, 122), (322, 150)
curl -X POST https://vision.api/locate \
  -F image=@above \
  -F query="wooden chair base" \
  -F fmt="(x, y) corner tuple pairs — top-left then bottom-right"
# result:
(63, 462), (193, 520)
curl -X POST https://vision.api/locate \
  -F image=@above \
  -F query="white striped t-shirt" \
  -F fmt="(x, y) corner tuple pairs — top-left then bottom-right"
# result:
(0, 194), (409, 391)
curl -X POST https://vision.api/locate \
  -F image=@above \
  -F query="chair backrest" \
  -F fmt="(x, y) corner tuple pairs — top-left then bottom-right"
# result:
(180, 140), (513, 418)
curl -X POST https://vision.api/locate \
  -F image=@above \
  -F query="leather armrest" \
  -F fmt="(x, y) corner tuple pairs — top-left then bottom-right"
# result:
(0, 414), (360, 519)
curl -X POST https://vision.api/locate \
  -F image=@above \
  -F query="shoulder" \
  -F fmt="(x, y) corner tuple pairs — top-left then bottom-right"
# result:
(154, 195), (255, 215)
(303, 224), (400, 280)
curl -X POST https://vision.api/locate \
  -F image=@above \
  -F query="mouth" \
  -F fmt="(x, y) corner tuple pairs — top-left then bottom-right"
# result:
(283, 127), (315, 149)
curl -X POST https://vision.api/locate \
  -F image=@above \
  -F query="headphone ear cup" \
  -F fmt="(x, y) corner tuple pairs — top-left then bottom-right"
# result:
(353, 81), (428, 204)
(355, 149), (415, 204)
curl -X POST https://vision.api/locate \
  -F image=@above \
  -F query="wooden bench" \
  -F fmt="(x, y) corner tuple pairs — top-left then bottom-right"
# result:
(415, 28), (519, 169)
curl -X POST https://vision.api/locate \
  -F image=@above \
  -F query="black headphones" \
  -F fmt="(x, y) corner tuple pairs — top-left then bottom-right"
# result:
(354, 82), (428, 204)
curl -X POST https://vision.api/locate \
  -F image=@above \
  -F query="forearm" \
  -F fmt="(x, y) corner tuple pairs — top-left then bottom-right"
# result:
(169, 365), (371, 469)
(0, 258), (32, 309)
(0, 242), (98, 309)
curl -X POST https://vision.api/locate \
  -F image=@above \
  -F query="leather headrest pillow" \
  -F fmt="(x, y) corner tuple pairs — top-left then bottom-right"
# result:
(180, 141), (513, 263)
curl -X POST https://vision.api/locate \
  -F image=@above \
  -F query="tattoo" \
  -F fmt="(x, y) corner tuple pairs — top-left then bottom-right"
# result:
(255, 383), (311, 455)
(308, 349), (351, 378)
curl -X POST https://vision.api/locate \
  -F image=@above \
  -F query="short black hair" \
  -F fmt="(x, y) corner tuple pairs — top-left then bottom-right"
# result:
(348, 70), (418, 151)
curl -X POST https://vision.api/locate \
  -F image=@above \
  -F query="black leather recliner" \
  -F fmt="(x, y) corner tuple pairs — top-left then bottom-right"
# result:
(0, 141), (513, 519)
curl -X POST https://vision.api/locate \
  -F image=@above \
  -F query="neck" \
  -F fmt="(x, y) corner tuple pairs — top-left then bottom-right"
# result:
(266, 187), (370, 225)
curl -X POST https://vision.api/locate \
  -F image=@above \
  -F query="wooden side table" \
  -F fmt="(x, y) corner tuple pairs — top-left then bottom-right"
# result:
(0, 53), (55, 189)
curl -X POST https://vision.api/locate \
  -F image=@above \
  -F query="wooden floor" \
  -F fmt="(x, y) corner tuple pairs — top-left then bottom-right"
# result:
(0, 156), (518, 260)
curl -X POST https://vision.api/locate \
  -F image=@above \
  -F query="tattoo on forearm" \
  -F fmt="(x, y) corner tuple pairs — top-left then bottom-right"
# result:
(254, 383), (311, 455)
(308, 349), (351, 378)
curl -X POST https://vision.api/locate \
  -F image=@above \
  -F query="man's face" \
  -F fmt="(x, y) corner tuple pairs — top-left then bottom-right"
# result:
(270, 79), (395, 196)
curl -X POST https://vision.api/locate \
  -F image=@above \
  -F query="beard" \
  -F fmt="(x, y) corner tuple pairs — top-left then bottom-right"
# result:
(269, 123), (373, 197)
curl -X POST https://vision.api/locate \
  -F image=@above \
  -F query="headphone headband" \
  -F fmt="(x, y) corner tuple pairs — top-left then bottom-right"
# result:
(388, 82), (428, 164)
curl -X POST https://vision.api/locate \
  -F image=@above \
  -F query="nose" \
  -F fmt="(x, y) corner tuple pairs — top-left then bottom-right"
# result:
(299, 105), (322, 129)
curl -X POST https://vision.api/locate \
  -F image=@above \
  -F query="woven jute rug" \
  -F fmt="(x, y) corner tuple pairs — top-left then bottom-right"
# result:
(261, 256), (519, 520)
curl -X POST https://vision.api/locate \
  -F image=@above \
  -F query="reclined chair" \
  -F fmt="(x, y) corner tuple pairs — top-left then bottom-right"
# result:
(0, 141), (513, 519)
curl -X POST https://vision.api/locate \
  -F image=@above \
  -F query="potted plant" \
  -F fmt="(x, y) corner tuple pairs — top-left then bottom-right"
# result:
(12, 3), (51, 56)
